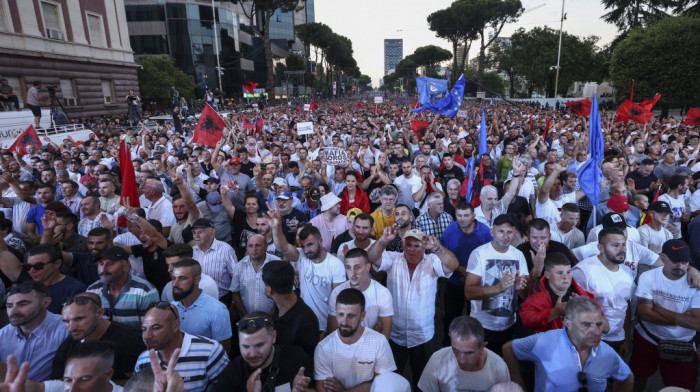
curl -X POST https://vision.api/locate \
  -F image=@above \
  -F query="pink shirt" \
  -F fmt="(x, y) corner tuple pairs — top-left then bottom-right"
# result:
(310, 214), (348, 251)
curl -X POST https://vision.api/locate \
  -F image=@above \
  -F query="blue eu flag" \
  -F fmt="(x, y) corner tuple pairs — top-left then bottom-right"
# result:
(412, 75), (465, 117)
(416, 77), (449, 106)
(577, 94), (604, 206)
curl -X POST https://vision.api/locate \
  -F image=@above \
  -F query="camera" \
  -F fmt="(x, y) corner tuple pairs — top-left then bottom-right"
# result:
(46, 85), (57, 96)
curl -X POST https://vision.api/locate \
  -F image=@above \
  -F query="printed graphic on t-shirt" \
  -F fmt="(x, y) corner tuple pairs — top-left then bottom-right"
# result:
(482, 259), (519, 316)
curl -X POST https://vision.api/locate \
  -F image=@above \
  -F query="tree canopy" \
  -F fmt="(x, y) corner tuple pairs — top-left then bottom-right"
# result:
(410, 45), (452, 77)
(136, 55), (195, 100)
(610, 16), (700, 107)
(427, 5), (478, 84)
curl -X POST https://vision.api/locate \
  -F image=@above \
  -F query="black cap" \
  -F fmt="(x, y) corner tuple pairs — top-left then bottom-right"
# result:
(97, 246), (129, 262)
(307, 187), (321, 202)
(191, 218), (214, 229)
(602, 212), (627, 229)
(649, 201), (672, 214)
(661, 239), (692, 264)
(203, 177), (220, 185)
(493, 213), (518, 228)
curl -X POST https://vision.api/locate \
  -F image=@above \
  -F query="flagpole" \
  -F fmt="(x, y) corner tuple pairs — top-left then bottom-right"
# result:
(553, 0), (565, 101)
(211, 0), (223, 92)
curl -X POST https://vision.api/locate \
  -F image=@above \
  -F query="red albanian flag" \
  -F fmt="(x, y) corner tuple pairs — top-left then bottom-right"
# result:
(9, 125), (42, 155)
(616, 100), (654, 124)
(255, 117), (264, 132)
(118, 138), (140, 227)
(295, 107), (302, 113)
(242, 115), (254, 129)
(564, 98), (592, 116)
(639, 94), (661, 110)
(332, 108), (340, 119)
(356, 103), (363, 110)
(411, 120), (430, 139)
(193, 104), (225, 147)
(309, 100), (319, 111)
(375, 104), (379, 115)
(243, 82), (258, 95)
(684, 107), (700, 126)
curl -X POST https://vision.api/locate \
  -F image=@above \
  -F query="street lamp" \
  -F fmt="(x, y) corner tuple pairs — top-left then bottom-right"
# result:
(553, 0), (565, 100)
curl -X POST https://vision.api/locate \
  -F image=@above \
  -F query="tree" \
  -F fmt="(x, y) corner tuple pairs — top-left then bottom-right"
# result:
(427, 6), (478, 84)
(228, 0), (306, 101)
(610, 16), (700, 111)
(452, 0), (523, 93)
(486, 38), (519, 97)
(136, 55), (195, 101)
(410, 45), (452, 77)
(601, 0), (673, 33)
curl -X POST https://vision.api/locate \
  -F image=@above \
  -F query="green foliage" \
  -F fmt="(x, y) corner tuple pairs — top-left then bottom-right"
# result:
(464, 67), (506, 97)
(410, 45), (452, 77)
(428, 6), (478, 83)
(285, 53), (305, 70)
(601, 0), (673, 33)
(136, 55), (195, 100)
(358, 75), (372, 87)
(610, 16), (700, 106)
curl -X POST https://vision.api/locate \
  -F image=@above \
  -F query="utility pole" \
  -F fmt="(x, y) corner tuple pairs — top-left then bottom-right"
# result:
(211, 0), (223, 92)
(553, 0), (565, 100)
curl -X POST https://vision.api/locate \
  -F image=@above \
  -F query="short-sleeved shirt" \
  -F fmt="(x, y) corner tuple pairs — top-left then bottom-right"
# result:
(131, 242), (172, 293)
(466, 243), (529, 331)
(135, 333), (229, 392)
(314, 328), (396, 389)
(145, 196), (177, 228)
(173, 292), (232, 342)
(229, 253), (279, 314)
(161, 273), (219, 302)
(658, 193), (685, 239)
(379, 251), (450, 347)
(296, 249), (346, 331)
(86, 274), (159, 330)
(370, 208), (394, 240)
(393, 174), (422, 209)
(535, 192), (577, 227)
(328, 279), (393, 330)
(512, 328), (630, 392)
(26, 204), (47, 234)
(549, 224), (585, 249)
(418, 347), (510, 392)
(280, 207), (308, 244)
(441, 221), (493, 286)
(572, 240), (657, 280)
(309, 214), (348, 252)
(415, 211), (453, 239)
(637, 224), (673, 254)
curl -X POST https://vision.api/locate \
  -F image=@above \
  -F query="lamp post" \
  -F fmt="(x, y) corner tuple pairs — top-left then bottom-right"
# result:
(211, 0), (223, 92)
(553, 0), (565, 100)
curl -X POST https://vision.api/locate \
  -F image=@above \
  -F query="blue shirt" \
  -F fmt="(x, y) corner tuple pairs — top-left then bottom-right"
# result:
(0, 311), (69, 382)
(172, 292), (232, 342)
(512, 327), (630, 392)
(297, 200), (321, 220)
(26, 204), (47, 234)
(441, 221), (493, 286)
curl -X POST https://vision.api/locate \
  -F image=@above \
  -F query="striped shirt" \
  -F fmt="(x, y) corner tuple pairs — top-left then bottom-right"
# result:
(193, 239), (238, 298)
(86, 274), (159, 330)
(134, 333), (229, 392)
(415, 211), (454, 239)
(229, 253), (279, 314)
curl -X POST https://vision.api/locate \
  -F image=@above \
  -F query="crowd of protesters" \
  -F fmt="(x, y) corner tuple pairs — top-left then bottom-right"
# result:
(0, 92), (699, 392)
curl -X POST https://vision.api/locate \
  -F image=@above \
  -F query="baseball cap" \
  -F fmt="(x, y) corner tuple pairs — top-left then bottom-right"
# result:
(307, 187), (321, 202)
(205, 192), (223, 213)
(272, 177), (287, 187)
(602, 212), (627, 229)
(661, 239), (692, 264)
(403, 229), (425, 241)
(229, 157), (242, 165)
(97, 246), (130, 262)
(276, 190), (293, 200)
(347, 207), (363, 219)
(650, 201), (672, 214)
(607, 195), (630, 213)
(191, 218), (214, 229)
(203, 177), (220, 185)
(320, 193), (342, 212)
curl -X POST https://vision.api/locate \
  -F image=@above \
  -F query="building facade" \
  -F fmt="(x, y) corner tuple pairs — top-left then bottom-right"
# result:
(0, 0), (137, 119)
(384, 38), (402, 76)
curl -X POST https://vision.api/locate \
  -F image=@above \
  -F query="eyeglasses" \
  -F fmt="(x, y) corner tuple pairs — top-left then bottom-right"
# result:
(62, 295), (101, 307)
(578, 371), (588, 392)
(237, 317), (272, 332)
(23, 260), (56, 271)
(147, 301), (179, 319)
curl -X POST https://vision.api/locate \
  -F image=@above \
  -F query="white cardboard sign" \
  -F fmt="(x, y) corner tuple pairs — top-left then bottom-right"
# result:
(297, 121), (314, 135)
(324, 147), (347, 165)
(374, 96), (383, 104)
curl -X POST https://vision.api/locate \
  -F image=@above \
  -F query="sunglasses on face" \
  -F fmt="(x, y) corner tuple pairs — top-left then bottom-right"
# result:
(63, 295), (101, 307)
(237, 317), (272, 332)
(23, 260), (56, 271)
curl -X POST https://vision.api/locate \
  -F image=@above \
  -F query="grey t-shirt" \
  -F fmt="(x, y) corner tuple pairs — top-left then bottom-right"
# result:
(218, 169), (255, 207)
(653, 162), (676, 185)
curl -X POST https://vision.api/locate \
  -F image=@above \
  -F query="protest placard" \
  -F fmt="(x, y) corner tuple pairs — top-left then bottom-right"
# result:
(457, 110), (467, 118)
(304, 104), (311, 111)
(297, 121), (314, 135)
(374, 96), (384, 104)
(324, 147), (347, 165)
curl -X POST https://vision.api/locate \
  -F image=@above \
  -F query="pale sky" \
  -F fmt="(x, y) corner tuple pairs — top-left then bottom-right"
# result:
(315, 0), (619, 87)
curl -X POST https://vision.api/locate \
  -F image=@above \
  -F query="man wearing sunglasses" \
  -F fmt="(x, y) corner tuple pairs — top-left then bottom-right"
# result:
(503, 296), (633, 392)
(51, 292), (145, 383)
(214, 312), (313, 392)
(0, 281), (69, 382)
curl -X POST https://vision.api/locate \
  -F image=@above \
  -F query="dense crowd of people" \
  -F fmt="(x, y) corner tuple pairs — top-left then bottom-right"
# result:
(0, 93), (699, 392)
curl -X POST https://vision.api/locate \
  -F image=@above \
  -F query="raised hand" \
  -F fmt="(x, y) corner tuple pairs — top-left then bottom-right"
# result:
(246, 368), (263, 392)
(422, 235), (439, 251)
(292, 367), (311, 392)
(382, 224), (398, 243)
(530, 243), (546, 276)
(100, 213), (115, 232)
(0, 354), (29, 392)
(41, 210), (57, 230)
(150, 348), (182, 392)
(265, 202), (282, 228)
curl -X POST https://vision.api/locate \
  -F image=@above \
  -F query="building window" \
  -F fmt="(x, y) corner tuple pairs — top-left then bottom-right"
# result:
(101, 80), (114, 104)
(60, 79), (77, 106)
(41, 1), (63, 39)
(87, 13), (105, 47)
(0, 2), (6, 32)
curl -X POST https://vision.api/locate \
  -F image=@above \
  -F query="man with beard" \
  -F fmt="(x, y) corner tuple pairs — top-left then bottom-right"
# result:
(367, 227), (458, 389)
(336, 213), (374, 262)
(386, 204), (414, 252)
(78, 196), (112, 237)
(86, 246), (159, 330)
(54, 227), (113, 285)
(327, 248), (393, 340)
(309, 193), (348, 252)
(503, 297), (633, 392)
(393, 159), (422, 211)
(314, 288), (396, 391)
(571, 227), (635, 355)
(25, 183), (56, 243)
(0, 281), (68, 381)
(214, 312), (313, 392)
(170, 259), (232, 353)
(269, 208), (345, 334)
(274, 190), (308, 245)
(231, 234), (280, 317)
(51, 292), (144, 382)
(43, 211), (88, 253)
(134, 302), (229, 392)
(168, 168), (200, 246)
(161, 243), (220, 302)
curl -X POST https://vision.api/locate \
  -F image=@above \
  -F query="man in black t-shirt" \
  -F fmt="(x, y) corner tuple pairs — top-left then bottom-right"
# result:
(277, 191), (308, 245)
(516, 218), (577, 280)
(438, 153), (465, 189)
(215, 312), (313, 391)
(52, 292), (145, 381)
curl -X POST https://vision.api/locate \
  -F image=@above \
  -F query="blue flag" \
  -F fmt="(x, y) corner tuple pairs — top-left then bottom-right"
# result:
(577, 94), (604, 206)
(464, 157), (476, 201)
(416, 77), (449, 106)
(479, 105), (488, 155)
(412, 75), (465, 117)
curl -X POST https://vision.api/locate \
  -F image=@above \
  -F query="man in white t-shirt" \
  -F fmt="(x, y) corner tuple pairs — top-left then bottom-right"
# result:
(572, 227), (634, 356)
(269, 207), (346, 332)
(631, 239), (700, 391)
(314, 288), (396, 391)
(393, 160), (422, 210)
(328, 248), (393, 340)
(548, 202), (585, 249)
(465, 214), (529, 357)
(536, 161), (585, 226)
(337, 213), (375, 262)
(418, 316), (510, 392)
(638, 201), (674, 254)
(586, 196), (641, 245)
(657, 174), (690, 238)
